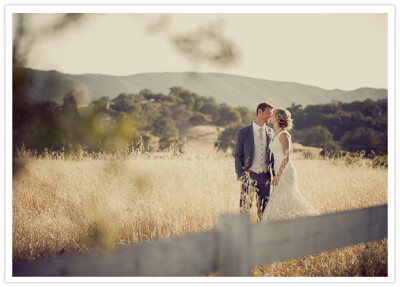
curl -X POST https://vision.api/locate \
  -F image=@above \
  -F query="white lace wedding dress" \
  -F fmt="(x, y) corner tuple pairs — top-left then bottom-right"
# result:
(262, 130), (319, 223)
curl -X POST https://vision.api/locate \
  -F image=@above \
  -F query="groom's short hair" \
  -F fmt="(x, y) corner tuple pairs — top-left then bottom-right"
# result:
(256, 102), (274, 115)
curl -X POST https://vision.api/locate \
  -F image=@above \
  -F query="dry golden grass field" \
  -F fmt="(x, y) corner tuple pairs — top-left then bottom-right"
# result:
(12, 143), (388, 277)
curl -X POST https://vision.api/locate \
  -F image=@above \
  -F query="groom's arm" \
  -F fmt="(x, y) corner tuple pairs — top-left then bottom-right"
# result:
(270, 153), (275, 177)
(234, 129), (245, 180)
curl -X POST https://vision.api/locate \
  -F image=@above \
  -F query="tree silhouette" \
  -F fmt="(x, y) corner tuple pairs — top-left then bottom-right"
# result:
(341, 127), (387, 155)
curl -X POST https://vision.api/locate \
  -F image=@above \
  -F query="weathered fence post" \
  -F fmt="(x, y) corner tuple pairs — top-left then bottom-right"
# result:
(216, 213), (251, 276)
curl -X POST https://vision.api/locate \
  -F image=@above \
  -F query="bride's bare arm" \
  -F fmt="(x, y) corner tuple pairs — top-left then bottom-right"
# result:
(272, 133), (290, 186)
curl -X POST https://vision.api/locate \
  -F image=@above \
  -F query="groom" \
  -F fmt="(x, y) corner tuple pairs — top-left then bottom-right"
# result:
(235, 102), (274, 221)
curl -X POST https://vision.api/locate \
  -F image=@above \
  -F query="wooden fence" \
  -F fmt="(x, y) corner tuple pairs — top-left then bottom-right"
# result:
(13, 204), (387, 277)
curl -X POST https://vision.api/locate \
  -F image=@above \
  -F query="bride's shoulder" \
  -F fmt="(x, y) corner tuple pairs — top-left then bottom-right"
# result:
(278, 130), (292, 141)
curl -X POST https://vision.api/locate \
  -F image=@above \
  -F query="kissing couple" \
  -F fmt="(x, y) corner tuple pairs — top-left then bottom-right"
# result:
(235, 102), (319, 223)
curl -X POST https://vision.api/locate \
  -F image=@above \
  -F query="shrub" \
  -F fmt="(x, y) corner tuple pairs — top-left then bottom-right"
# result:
(189, 114), (208, 125)
(372, 155), (388, 168)
(320, 141), (341, 158)
(304, 126), (333, 148)
(302, 150), (315, 160)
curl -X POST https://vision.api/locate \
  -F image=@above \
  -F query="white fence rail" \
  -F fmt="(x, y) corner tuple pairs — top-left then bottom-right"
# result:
(13, 204), (387, 277)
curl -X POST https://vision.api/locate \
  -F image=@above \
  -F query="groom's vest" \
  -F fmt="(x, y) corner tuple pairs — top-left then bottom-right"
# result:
(249, 126), (268, 173)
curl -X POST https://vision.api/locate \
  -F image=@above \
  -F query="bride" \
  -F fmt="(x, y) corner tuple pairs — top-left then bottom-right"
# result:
(262, 108), (319, 223)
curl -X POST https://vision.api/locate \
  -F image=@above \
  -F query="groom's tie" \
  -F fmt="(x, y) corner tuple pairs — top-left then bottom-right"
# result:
(259, 127), (263, 141)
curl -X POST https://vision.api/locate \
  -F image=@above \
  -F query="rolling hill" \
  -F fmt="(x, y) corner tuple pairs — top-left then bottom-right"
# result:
(13, 67), (387, 109)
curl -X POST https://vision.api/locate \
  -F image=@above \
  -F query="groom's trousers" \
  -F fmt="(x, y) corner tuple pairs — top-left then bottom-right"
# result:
(239, 171), (271, 221)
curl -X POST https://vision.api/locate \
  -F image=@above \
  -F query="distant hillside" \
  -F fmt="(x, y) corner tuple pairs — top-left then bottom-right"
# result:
(13, 67), (387, 109)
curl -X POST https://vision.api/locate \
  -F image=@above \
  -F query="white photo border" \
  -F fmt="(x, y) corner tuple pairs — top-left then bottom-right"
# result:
(4, 3), (396, 284)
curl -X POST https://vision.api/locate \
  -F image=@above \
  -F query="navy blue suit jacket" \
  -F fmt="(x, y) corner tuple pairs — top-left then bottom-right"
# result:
(234, 124), (274, 180)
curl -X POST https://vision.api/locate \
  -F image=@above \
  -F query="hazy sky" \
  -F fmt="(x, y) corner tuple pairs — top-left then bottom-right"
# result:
(14, 13), (388, 91)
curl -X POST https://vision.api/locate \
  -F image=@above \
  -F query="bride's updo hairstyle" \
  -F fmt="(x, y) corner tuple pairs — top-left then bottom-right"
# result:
(274, 108), (293, 130)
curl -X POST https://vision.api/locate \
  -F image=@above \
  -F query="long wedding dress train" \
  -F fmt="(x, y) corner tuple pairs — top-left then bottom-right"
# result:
(262, 130), (319, 223)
